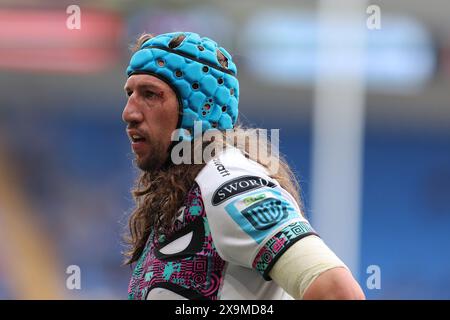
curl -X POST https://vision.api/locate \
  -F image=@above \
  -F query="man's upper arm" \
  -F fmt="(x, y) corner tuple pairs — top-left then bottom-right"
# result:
(302, 267), (365, 300)
(194, 147), (364, 299)
(269, 235), (365, 300)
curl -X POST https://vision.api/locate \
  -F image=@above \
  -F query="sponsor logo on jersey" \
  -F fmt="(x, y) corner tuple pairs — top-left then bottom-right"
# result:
(243, 193), (266, 206)
(212, 175), (276, 206)
(241, 198), (289, 230)
(213, 158), (231, 177)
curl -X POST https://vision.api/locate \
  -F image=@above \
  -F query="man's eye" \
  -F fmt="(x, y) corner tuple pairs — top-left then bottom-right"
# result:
(144, 91), (156, 99)
(126, 91), (132, 97)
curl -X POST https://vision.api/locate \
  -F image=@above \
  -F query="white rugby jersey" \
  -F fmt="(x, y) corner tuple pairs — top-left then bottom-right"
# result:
(128, 147), (317, 300)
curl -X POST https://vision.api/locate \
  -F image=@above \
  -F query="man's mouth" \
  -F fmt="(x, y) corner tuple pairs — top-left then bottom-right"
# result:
(127, 129), (146, 143)
(127, 130), (148, 153)
(130, 134), (146, 143)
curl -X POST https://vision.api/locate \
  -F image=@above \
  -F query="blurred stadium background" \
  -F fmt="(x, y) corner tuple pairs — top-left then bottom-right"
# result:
(0, 0), (449, 299)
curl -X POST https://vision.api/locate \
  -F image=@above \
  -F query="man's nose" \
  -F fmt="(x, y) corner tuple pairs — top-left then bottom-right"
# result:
(122, 98), (143, 124)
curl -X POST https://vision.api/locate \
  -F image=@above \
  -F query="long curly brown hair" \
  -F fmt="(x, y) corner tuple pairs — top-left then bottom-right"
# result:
(123, 34), (304, 265)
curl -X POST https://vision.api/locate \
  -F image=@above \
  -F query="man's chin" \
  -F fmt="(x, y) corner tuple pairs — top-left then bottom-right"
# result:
(135, 154), (166, 172)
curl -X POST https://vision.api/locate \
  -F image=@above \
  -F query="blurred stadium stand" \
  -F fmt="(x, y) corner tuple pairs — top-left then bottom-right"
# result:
(0, 0), (449, 299)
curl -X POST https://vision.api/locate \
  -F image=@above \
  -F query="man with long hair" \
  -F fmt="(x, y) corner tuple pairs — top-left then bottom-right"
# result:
(122, 32), (364, 300)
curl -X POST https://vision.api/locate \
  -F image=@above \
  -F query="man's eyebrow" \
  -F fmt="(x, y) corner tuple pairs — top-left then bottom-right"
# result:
(124, 83), (162, 92)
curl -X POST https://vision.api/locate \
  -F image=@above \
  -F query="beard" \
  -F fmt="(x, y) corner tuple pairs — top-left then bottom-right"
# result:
(134, 138), (169, 172)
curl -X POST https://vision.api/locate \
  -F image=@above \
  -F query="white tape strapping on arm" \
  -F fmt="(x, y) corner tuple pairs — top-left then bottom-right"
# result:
(269, 235), (349, 299)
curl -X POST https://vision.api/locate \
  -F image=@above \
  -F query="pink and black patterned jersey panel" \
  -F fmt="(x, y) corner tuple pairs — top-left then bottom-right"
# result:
(127, 183), (226, 300)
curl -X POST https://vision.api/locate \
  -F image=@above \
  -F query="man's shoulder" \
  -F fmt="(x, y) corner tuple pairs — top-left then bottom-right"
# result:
(196, 147), (272, 182)
(194, 147), (279, 203)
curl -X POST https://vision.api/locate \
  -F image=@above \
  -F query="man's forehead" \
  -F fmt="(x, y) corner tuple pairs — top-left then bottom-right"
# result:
(124, 74), (166, 90)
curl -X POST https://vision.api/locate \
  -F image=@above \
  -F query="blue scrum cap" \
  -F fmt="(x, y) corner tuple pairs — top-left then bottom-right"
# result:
(127, 32), (239, 138)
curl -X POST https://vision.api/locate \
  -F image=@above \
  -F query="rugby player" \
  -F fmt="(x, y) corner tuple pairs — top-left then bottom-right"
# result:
(122, 32), (365, 300)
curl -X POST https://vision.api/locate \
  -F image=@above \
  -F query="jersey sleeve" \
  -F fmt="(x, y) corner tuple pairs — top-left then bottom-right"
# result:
(195, 148), (318, 280)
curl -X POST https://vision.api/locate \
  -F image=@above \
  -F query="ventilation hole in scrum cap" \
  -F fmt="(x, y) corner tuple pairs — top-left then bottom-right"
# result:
(217, 49), (229, 69)
(208, 98), (213, 103)
(157, 59), (165, 67)
(198, 45), (205, 51)
(168, 34), (186, 49)
(175, 70), (183, 77)
(204, 104), (211, 110)
(202, 66), (209, 73)
(192, 82), (199, 90)
(202, 111), (207, 116)
(230, 88), (234, 96)
(218, 78), (224, 85)
(221, 106), (227, 112)
(212, 122), (218, 128)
